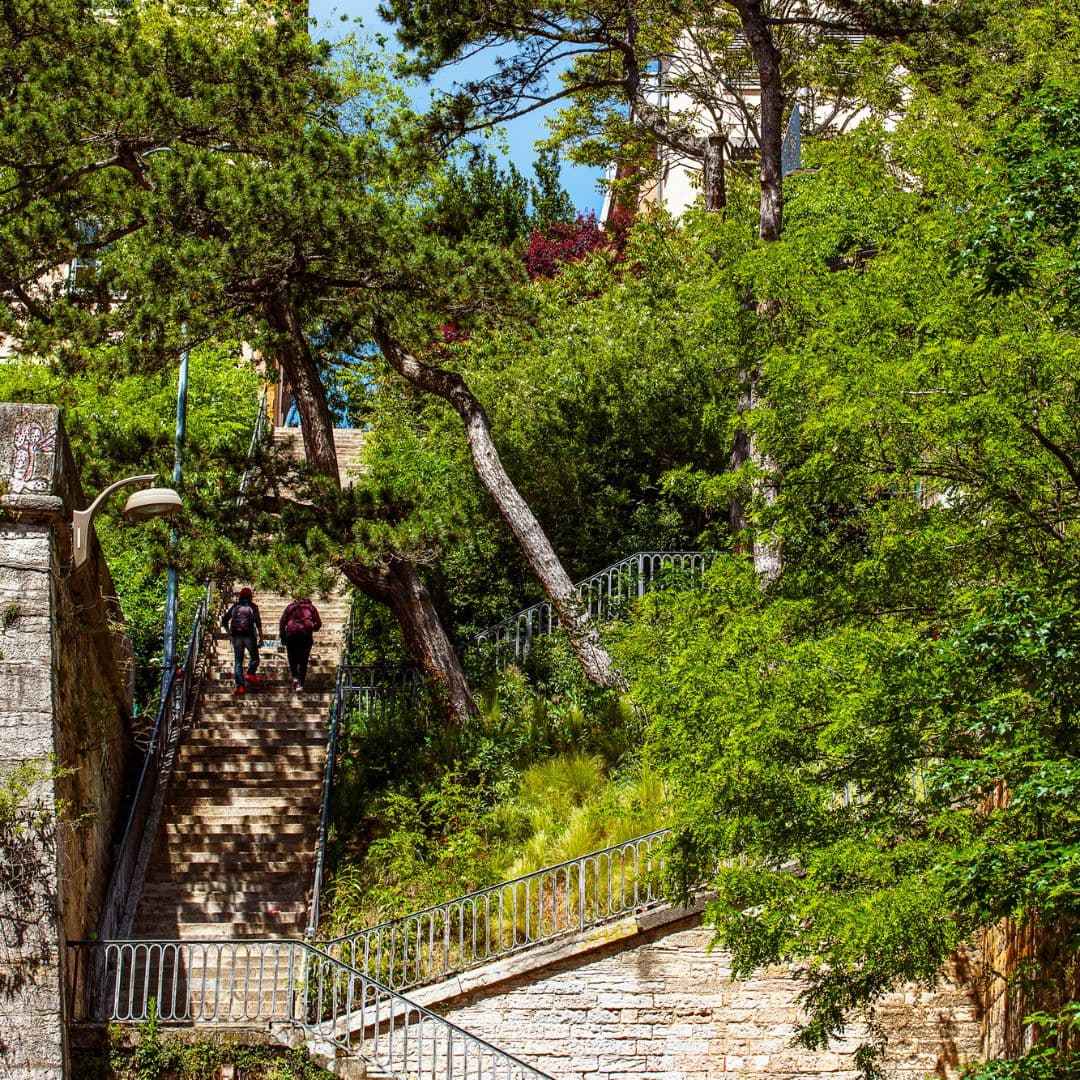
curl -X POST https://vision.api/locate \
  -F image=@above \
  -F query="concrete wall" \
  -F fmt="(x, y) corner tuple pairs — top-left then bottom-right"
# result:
(436, 915), (984, 1080)
(0, 403), (134, 1078)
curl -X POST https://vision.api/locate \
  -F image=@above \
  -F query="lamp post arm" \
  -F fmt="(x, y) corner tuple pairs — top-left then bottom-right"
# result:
(72, 473), (157, 568)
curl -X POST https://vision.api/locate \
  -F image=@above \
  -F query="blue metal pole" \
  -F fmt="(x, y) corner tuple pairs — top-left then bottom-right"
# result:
(161, 335), (189, 694)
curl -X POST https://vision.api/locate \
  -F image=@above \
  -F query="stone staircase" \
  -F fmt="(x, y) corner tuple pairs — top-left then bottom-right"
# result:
(132, 428), (364, 942)
(274, 426), (366, 487)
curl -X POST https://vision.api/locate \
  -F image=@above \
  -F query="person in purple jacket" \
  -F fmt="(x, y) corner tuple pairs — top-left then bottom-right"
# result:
(279, 597), (322, 692)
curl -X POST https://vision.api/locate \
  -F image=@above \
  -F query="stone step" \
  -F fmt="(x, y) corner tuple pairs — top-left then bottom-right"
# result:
(200, 681), (336, 696)
(169, 792), (319, 807)
(165, 816), (315, 833)
(141, 870), (304, 890)
(149, 851), (311, 867)
(173, 741), (324, 759)
(163, 820), (312, 837)
(182, 742), (326, 758)
(133, 918), (309, 939)
(140, 882), (308, 902)
(187, 712), (328, 730)
(148, 862), (308, 880)
(169, 760), (323, 778)
(167, 788), (319, 804)
(196, 703), (334, 717)
(136, 897), (307, 915)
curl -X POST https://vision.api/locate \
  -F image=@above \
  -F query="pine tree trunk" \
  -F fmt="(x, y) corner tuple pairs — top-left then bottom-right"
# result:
(266, 293), (341, 480)
(374, 323), (623, 691)
(265, 298), (478, 719)
(734, 0), (784, 241)
(703, 132), (726, 212)
(343, 558), (478, 722)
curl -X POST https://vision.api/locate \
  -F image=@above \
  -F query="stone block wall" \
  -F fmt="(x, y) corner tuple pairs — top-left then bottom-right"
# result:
(437, 916), (985, 1080)
(0, 403), (134, 1078)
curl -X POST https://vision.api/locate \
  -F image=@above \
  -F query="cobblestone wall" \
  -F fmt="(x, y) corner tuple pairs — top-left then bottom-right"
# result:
(438, 918), (985, 1080)
(0, 404), (133, 1079)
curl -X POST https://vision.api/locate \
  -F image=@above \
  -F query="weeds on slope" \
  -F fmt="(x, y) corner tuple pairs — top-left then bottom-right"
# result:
(323, 635), (667, 934)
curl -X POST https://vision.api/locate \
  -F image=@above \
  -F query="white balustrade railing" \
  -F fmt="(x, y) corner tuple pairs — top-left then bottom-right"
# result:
(322, 829), (671, 992)
(66, 938), (552, 1080)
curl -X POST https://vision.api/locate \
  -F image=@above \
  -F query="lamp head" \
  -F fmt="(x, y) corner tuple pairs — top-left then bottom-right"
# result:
(122, 487), (183, 522)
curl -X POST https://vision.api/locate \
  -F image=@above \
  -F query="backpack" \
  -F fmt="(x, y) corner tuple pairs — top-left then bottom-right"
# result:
(285, 602), (315, 636)
(230, 602), (255, 636)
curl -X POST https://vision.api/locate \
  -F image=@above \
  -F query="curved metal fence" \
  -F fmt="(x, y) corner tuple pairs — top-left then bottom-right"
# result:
(471, 552), (715, 664)
(322, 829), (672, 992)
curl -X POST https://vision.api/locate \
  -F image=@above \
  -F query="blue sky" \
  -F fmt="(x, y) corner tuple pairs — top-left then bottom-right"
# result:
(308, 0), (605, 215)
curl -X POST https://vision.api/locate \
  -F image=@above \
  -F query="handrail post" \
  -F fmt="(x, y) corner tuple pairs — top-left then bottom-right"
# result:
(578, 859), (586, 931)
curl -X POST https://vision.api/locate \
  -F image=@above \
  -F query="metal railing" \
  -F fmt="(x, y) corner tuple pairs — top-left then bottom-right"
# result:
(471, 551), (715, 664)
(306, 627), (422, 939)
(235, 385), (269, 505)
(97, 581), (214, 942)
(322, 829), (672, 993)
(66, 938), (552, 1080)
(306, 613), (356, 941)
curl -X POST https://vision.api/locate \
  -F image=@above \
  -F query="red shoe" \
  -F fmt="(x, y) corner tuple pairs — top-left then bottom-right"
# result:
(245, 673), (263, 687)
(233, 684), (246, 697)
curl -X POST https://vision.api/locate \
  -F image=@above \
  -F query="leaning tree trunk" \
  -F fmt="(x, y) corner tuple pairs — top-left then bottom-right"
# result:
(373, 323), (623, 691)
(343, 558), (477, 722)
(266, 296), (477, 720)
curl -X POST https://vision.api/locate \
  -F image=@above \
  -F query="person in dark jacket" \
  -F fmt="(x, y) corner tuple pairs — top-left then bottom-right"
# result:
(279, 597), (322, 692)
(222, 587), (263, 696)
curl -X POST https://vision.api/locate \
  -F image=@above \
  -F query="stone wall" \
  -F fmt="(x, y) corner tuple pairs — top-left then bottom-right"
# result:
(437, 915), (985, 1080)
(0, 403), (134, 1078)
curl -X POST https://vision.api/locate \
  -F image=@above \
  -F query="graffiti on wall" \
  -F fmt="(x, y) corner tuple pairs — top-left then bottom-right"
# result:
(4, 407), (57, 495)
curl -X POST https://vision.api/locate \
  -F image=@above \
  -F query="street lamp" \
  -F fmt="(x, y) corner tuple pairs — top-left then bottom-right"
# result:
(72, 474), (183, 568)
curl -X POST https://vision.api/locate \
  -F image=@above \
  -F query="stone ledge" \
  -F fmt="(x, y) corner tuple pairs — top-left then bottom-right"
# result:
(387, 899), (708, 1018)
(0, 493), (66, 524)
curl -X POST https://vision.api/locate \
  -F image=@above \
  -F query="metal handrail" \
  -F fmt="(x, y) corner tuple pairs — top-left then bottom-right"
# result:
(66, 938), (553, 1080)
(307, 615), (423, 939)
(302, 943), (552, 1078)
(321, 829), (673, 993)
(97, 581), (214, 942)
(306, 628), (350, 940)
(235, 385), (269, 505)
(471, 551), (715, 663)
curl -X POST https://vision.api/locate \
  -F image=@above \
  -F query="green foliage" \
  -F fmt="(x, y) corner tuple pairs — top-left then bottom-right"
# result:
(965, 1006), (1080, 1080)
(73, 1003), (332, 1079)
(605, 9), (1080, 1060)
(0, 759), (55, 830)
